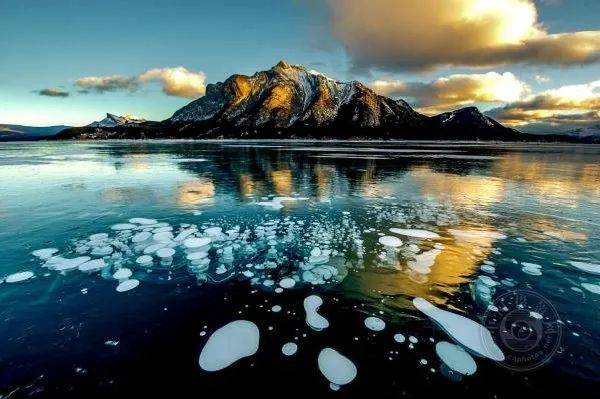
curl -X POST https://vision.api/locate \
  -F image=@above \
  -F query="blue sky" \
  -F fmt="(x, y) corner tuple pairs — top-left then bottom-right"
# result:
(1, 0), (599, 131)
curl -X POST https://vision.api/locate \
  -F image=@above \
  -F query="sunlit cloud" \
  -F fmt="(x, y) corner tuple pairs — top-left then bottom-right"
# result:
(138, 67), (206, 98)
(325, 0), (600, 71)
(486, 80), (600, 126)
(74, 67), (206, 98)
(36, 87), (70, 98)
(371, 72), (528, 114)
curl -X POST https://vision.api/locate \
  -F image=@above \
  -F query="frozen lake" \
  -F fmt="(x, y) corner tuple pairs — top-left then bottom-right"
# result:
(0, 141), (598, 397)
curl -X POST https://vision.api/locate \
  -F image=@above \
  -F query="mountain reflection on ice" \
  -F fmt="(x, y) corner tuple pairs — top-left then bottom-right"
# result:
(0, 141), (598, 398)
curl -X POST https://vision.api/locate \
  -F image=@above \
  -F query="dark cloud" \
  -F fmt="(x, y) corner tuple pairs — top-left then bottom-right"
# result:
(36, 87), (69, 97)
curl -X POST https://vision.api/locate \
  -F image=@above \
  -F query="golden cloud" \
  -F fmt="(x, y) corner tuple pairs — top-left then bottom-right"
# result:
(138, 67), (206, 99)
(371, 72), (528, 114)
(326, 0), (600, 71)
(486, 80), (600, 125)
(75, 67), (206, 99)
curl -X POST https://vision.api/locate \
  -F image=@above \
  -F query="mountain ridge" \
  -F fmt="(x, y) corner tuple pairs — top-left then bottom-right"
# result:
(51, 61), (590, 142)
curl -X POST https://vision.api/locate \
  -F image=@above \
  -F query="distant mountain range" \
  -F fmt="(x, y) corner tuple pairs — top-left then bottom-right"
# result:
(6, 61), (597, 142)
(88, 113), (146, 128)
(0, 124), (71, 141)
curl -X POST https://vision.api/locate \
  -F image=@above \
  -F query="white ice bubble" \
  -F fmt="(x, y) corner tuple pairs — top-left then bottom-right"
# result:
(394, 333), (406, 343)
(581, 283), (600, 294)
(364, 316), (386, 331)
(279, 277), (296, 289)
(318, 348), (357, 390)
(113, 268), (133, 280)
(136, 255), (153, 265)
(378, 236), (402, 248)
(413, 297), (504, 361)
(5, 271), (34, 283)
(90, 246), (113, 256)
(389, 228), (440, 239)
(304, 295), (329, 331)
(111, 223), (137, 231)
(78, 258), (106, 273)
(408, 249), (441, 274)
(47, 256), (91, 272)
(184, 237), (211, 249)
(569, 261), (600, 275)
(132, 231), (152, 243)
(529, 311), (543, 320)
(198, 320), (259, 371)
(436, 341), (477, 376)
(271, 305), (282, 312)
(116, 279), (140, 292)
(31, 248), (59, 260)
(129, 218), (158, 225)
(522, 265), (542, 276)
(156, 247), (176, 258)
(152, 231), (174, 243)
(282, 342), (298, 356)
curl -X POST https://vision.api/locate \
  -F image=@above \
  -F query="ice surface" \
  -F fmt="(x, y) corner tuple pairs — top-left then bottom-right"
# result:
(436, 341), (477, 375)
(448, 229), (507, 242)
(304, 295), (329, 331)
(318, 348), (357, 389)
(413, 297), (504, 361)
(199, 320), (259, 371)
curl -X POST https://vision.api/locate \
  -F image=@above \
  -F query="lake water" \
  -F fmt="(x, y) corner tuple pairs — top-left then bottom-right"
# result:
(0, 141), (598, 397)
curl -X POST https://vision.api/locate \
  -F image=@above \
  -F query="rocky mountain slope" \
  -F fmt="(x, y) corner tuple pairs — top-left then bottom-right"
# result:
(55, 61), (527, 140)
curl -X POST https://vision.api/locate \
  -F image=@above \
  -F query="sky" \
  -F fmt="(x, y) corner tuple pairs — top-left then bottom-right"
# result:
(1, 0), (599, 134)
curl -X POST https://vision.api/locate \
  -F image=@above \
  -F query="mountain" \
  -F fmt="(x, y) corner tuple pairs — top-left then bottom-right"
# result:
(169, 60), (428, 138)
(88, 113), (146, 128)
(0, 124), (70, 141)
(430, 107), (522, 140)
(55, 61), (527, 141)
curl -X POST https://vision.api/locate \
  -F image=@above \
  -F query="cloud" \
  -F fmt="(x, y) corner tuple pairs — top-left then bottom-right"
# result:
(138, 67), (206, 98)
(75, 67), (206, 98)
(371, 72), (529, 114)
(36, 87), (70, 97)
(486, 80), (600, 125)
(75, 75), (139, 93)
(325, 0), (600, 71)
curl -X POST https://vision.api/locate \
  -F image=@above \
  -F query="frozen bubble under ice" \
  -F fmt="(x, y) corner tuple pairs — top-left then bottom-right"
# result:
(304, 295), (329, 331)
(5, 271), (34, 283)
(436, 341), (477, 376)
(282, 342), (298, 356)
(569, 261), (600, 275)
(116, 279), (140, 292)
(378, 236), (402, 248)
(318, 348), (357, 389)
(413, 297), (504, 361)
(389, 228), (440, 239)
(364, 316), (386, 331)
(279, 277), (296, 289)
(199, 320), (259, 371)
